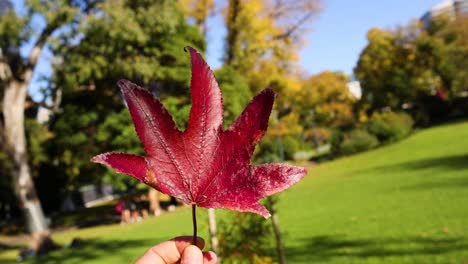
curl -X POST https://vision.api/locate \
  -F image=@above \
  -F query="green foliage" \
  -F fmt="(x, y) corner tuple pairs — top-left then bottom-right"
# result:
(0, 149), (15, 219)
(161, 96), (191, 130)
(367, 111), (414, 143)
(95, 109), (144, 191)
(254, 136), (281, 164)
(49, 92), (104, 188)
(355, 27), (413, 110)
(329, 129), (344, 155)
(296, 71), (355, 129)
(355, 16), (468, 116)
(55, 0), (205, 91)
(281, 135), (301, 161)
(25, 119), (50, 172)
(254, 134), (305, 163)
(0, 9), (25, 50)
(427, 16), (468, 98)
(214, 65), (252, 127)
(340, 129), (379, 155)
(218, 211), (274, 263)
(255, 111), (307, 163)
(49, 0), (206, 192)
(304, 127), (332, 148)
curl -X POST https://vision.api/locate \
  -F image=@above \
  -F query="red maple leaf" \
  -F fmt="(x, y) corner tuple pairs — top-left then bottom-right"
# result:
(91, 47), (306, 218)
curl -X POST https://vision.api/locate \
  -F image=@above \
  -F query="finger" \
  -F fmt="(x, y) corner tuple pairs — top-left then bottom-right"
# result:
(172, 236), (205, 252)
(203, 251), (218, 264)
(135, 236), (204, 264)
(181, 245), (203, 264)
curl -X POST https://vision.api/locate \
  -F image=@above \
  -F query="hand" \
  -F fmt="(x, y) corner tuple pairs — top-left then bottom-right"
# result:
(136, 236), (217, 264)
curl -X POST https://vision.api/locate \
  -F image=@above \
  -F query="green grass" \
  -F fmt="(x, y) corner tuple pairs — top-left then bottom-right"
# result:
(1, 121), (468, 263)
(280, 121), (468, 263)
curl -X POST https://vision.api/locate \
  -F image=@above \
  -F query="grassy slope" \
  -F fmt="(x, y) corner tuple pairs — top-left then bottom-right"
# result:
(280, 121), (468, 263)
(1, 121), (467, 263)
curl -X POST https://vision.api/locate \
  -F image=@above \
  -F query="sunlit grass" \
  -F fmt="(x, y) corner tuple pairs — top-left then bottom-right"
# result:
(280, 121), (468, 263)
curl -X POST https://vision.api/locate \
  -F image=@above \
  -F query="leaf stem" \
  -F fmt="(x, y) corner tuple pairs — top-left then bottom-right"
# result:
(192, 204), (197, 245)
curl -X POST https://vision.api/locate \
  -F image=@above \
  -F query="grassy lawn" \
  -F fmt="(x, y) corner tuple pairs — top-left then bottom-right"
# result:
(1, 121), (468, 263)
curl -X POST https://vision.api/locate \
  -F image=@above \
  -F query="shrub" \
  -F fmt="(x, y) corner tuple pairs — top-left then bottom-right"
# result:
(304, 127), (332, 148)
(367, 111), (414, 143)
(281, 135), (301, 161)
(254, 137), (280, 164)
(218, 212), (274, 263)
(330, 129), (344, 155)
(340, 129), (379, 155)
(254, 135), (304, 162)
(214, 66), (252, 127)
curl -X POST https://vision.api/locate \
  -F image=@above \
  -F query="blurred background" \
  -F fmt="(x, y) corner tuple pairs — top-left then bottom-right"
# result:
(0, 0), (467, 263)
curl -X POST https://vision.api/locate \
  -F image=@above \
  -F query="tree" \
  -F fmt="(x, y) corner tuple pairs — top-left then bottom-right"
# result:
(296, 71), (355, 129)
(428, 15), (468, 98)
(355, 16), (468, 116)
(354, 27), (402, 110)
(0, 0), (88, 251)
(50, 0), (205, 199)
(177, 0), (215, 37)
(224, 0), (321, 97)
(214, 65), (252, 127)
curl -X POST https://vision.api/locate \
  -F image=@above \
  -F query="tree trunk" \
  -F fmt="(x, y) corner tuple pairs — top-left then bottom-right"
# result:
(207, 208), (218, 253)
(2, 80), (53, 253)
(148, 188), (161, 216)
(267, 196), (287, 264)
(225, 0), (241, 65)
(269, 135), (287, 264)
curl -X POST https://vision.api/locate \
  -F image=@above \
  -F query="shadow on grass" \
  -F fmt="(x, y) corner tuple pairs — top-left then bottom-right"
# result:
(397, 154), (468, 171)
(360, 154), (468, 190)
(25, 237), (156, 264)
(0, 242), (21, 250)
(402, 176), (468, 191)
(52, 200), (180, 230)
(51, 204), (120, 230)
(286, 235), (468, 262)
(370, 154), (468, 173)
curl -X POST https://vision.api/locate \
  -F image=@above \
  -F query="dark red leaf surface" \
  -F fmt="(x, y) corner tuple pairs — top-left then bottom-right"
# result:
(92, 47), (306, 218)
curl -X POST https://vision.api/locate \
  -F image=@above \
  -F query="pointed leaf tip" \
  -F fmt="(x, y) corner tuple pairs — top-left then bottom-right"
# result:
(117, 77), (181, 158)
(91, 152), (147, 182)
(253, 164), (307, 197)
(225, 86), (276, 148)
(116, 79), (132, 92)
(262, 87), (277, 98)
(186, 44), (223, 134)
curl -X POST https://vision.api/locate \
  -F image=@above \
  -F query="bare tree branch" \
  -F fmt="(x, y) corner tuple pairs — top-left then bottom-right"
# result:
(274, 11), (316, 40)
(23, 25), (56, 83)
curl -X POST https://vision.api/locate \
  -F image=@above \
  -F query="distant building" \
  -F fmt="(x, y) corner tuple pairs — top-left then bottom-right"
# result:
(421, 0), (468, 27)
(347, 81), (362, 100)
(79, 184), (115, 208)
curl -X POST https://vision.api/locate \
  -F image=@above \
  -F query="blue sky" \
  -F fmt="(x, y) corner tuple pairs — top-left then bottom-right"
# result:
(206, 0), (441, 77)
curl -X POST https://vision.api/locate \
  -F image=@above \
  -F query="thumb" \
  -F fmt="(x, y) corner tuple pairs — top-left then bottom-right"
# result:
(181, 245), (203, 264)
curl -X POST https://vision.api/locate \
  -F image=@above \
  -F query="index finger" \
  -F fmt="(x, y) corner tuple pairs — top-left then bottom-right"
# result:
(135, 236), (205, 264)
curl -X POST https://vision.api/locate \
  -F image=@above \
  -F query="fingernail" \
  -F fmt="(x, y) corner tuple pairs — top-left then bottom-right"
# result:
(203, 251), (218, 263)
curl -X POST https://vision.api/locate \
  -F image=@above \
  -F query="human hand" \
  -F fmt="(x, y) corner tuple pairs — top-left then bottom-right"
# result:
(135, 236), (217, 264)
